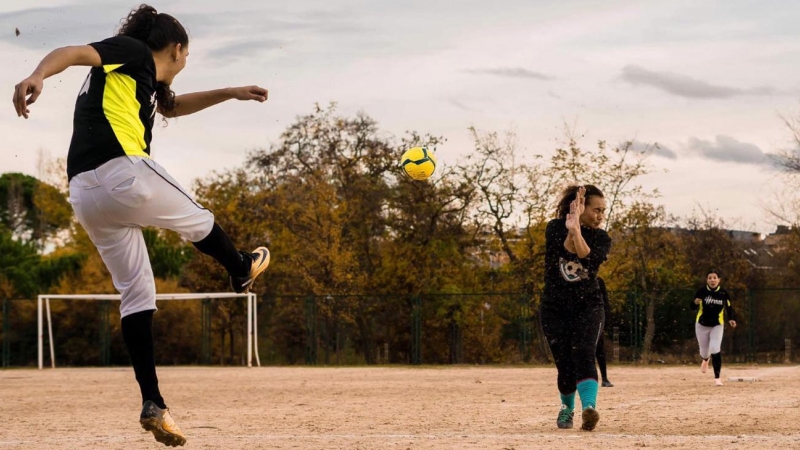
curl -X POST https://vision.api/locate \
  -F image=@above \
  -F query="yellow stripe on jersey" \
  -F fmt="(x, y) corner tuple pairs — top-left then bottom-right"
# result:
(696, 303), (703, 323)
(103, 64), (124, 73)
(718, 307), (724, 325)
(102, 71), (149, 158)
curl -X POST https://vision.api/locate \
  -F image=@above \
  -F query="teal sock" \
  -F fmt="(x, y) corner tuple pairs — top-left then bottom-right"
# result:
(560, 392), (575, 410)
(577, 379), (599, 409)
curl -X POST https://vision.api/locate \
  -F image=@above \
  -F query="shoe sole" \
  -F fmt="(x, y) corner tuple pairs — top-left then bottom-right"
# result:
(141, 418), (187, 447)
(242, 247), (270, 294)
(557, 422), (573, 429)
(581, 408), (600, 431)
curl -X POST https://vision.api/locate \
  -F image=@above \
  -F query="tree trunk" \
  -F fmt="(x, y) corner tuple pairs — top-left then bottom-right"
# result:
(642, 294), (657, 362)
(355, 314), (375, 364)
(229, 323), (235, 364)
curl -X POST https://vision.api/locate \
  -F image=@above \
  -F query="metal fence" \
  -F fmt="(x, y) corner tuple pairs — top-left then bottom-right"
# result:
(253, 294), (534, 366)
(2, 289), (798, 367)
(597, 288), (797, 364)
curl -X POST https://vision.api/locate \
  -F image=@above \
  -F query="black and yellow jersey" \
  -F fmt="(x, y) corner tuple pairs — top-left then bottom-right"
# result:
(690, 286), (735, 327)
(67, 36), (157, 180)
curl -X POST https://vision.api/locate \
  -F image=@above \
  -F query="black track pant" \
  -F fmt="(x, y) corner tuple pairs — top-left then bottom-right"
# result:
(596, 333), (608, 381)
(541, 296), (605, 395)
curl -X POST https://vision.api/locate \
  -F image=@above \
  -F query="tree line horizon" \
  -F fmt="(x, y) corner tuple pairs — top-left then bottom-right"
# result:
(3, 103), (800, 365)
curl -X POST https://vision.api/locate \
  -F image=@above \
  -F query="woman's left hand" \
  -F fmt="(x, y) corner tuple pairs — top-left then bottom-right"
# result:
(565, 200), (580, 231)
(230, 85), (268, 102)
(729, 320), (737, 328)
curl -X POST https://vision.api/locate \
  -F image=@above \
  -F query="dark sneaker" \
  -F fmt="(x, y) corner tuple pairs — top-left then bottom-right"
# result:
(601, 380), (614, 387)
(230, 247), (270, 293)
(581, 406), (600, 431)
(557, 405), (574, 429)
(140, 400), (187, 447)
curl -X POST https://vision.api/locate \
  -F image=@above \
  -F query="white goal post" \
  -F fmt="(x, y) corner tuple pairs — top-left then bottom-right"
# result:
(37, 293), (260, 369)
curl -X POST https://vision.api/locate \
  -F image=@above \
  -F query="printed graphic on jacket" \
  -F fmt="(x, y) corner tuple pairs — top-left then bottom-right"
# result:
(559, 257), (589, 282)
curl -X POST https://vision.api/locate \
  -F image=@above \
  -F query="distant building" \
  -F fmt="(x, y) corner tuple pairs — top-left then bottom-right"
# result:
(725, 229), (764, 244)
(764, 225), (793, 251)
(730, 226), (794, 271)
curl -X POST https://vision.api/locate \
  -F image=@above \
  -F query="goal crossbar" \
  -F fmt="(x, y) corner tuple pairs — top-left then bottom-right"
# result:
(37, 293), (259, 369)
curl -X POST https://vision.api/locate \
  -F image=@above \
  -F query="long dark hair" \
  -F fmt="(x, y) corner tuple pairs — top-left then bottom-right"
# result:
(117, 4), (188, 116)
(555, 184), (605, 219)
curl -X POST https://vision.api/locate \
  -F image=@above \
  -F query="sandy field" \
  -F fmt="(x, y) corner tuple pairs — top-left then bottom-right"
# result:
(1, 364), (799, 449)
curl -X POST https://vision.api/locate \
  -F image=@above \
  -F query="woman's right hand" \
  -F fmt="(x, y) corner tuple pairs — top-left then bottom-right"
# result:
(573, 186), (586, 217)
(694, 298), (702, 305)
(13, 72), (44, 119)
(565, 187), (585, 231)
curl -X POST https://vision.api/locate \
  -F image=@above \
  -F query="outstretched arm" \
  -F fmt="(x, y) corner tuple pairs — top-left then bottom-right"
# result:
(13, 45), (101, 118)
(161, 86), (268, 118)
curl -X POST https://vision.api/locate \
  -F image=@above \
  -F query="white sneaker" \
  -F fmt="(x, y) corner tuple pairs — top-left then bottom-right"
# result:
(714, 378), (723, 386)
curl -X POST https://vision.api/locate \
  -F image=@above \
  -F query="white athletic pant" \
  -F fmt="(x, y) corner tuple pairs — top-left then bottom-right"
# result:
(695, 323), (724, 359)
(68, 156), (214, 318)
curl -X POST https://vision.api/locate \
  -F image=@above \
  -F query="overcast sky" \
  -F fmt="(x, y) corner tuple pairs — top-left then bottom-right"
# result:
(3, 0), (800, 234)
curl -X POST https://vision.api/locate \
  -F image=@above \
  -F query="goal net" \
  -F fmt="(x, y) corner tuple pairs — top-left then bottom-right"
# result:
(37, 293), (259, 369)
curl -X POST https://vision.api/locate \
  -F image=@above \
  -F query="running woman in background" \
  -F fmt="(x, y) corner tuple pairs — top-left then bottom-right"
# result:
(691, 270), (736, 386)
(540, 185), (611, 431)
(13, 4), (270, 446)
(596, 277), (613, 388)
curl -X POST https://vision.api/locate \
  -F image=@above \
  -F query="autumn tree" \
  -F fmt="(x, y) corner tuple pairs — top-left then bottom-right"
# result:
(682, 209), (758, 289)
(0, 173), (72, 249)
(607, 202), (692, 361)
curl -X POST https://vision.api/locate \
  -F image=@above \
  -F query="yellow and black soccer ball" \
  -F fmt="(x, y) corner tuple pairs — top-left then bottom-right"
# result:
(400, 146), (437, 180)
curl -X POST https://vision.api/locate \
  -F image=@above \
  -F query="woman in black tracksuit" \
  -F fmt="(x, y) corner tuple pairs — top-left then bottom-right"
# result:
(690, 270), (736, 386)
(540, 185), (611, 432)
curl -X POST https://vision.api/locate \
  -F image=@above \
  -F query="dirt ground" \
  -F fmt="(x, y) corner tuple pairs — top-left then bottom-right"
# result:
(1, 364), (799, 449)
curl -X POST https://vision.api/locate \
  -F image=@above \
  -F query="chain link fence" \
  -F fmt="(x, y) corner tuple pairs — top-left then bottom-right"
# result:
(2, 289), (798, 367)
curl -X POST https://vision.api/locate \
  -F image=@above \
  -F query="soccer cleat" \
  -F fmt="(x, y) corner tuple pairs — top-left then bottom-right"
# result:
(556, 405), (574, 429)
(714, 378), (723, 386)
(601, 379), (614, 388)
(140, 400), (187, 447)
(230, 247), (270, 294)
(701, 359), (709, 374)
(581, 406), (600, 431)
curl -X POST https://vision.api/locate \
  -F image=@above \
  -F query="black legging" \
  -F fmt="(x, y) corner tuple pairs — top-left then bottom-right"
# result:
(596, 333), (608, 381)
(541, 297), (605, 394)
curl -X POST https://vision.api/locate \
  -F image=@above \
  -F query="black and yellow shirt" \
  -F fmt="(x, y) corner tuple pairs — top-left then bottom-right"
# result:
(690, 286), (735, 327)
(67, 36), (157, 180)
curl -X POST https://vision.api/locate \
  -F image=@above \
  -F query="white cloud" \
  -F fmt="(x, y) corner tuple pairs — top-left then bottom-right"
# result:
(627, 140), (678, 160)
(3, 0), (800, 235)
(205, 39), (287, 63)
(620, 65), (778, 99)
(686, 135), (766, 165)
(465, 67), (554, 81)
